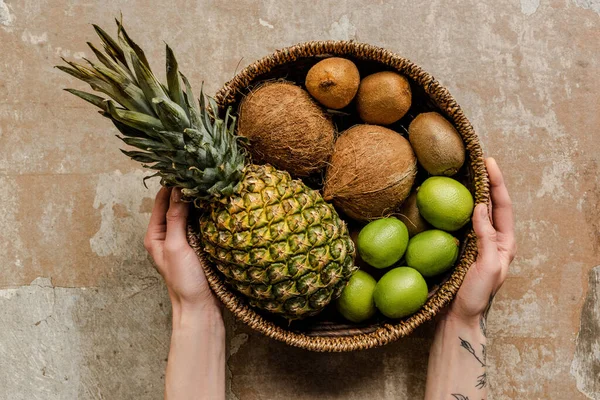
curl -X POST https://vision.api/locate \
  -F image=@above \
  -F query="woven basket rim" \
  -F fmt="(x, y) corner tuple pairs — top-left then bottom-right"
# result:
(189, 40), (490, 352)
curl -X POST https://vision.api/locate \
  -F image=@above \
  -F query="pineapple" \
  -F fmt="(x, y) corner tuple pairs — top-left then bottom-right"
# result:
(58, 21), (356, 320)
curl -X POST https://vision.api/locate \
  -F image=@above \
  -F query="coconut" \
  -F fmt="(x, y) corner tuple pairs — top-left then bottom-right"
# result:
(237, 81), (335, 177)
(323, 125), (417, 221)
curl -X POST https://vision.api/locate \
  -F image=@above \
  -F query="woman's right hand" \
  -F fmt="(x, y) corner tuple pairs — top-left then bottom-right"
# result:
(144, 187), (220, 313)
(146, 188), (226, 400)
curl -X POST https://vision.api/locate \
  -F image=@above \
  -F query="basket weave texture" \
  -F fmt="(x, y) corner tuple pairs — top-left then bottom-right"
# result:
(187, 40), (490, 352)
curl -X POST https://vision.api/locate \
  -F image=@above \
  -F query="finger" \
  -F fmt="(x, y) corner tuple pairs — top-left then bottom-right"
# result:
(165, 188), (190, 253)
(145, 187), (170, 260)
(486, 158), (515, 237)
(147, 187), (171, 235)
(498, 240), (517, 282)
(144, 187), (171, 256)
(473, 203), (501, 277)
(499, 261), (509, 286)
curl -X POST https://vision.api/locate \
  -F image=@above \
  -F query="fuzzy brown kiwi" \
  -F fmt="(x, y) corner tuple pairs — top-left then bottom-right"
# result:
(237, 81), (335, 177)
(356, 71), (412, 125)
(394, 190), (430, 237)
(323, 124), (417, 221)
(408, 112), (465, 176)
(305, 57), (360, 109)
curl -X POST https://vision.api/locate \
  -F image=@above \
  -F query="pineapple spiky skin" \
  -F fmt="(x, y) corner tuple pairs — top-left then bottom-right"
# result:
(59, 21), (357, 320)
(201, 164), (356, 319)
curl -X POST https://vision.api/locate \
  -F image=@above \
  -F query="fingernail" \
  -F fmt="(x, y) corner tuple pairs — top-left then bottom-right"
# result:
(479, 204), (488, 218)
(171, 188), (182, 203)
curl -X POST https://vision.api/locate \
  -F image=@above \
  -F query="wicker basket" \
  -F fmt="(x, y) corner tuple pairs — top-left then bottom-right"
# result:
(187, 40), (490, 352)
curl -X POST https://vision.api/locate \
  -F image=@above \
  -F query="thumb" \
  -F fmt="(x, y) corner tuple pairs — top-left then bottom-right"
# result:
(165, 188), (190, 250)
(473, 203), (499, 271)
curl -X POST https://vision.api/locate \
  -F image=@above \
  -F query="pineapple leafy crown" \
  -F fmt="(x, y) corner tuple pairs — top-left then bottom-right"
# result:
(57, 19), (246, 203)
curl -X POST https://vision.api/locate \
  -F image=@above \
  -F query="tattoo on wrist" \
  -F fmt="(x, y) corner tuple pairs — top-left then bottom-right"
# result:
(480, 293), (495, 337)
(451, 296), (494, 398)
(482, 343), (486, 362)
(451, 394), (485, 400)
(459, 338), (486, 367)
(476, 372), (487, 389)
(459, 337), (487, 389)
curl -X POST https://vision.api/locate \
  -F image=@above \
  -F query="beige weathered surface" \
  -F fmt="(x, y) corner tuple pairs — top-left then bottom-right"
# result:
(0, 0), (598, 398)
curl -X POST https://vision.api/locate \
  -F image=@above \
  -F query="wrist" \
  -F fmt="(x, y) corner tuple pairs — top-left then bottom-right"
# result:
(440, 304), (484, 328)
(171, 300), (224, 332)
(437, 310), (485, 338)
(425, 307), (488, 399)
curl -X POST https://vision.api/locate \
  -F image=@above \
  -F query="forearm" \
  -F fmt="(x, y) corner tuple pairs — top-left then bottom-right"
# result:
(424, 315), (487, 400)
(165, 304), (226, 400)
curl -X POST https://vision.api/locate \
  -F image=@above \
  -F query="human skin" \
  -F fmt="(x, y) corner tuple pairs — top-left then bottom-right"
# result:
(144, 187), (225, 400)
(145, 157), (515, 400)
(424, 158), (517, 400)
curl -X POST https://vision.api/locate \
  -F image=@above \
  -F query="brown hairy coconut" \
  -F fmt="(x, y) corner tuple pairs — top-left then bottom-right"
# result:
(237, 81), (335, 177)
(323, 125), (417, 221)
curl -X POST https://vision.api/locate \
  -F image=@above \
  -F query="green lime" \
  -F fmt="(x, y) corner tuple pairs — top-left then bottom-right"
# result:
(336, 270), (377, 323)
(416, 177), (474, 231)
(356, 217), (409, 269)
(373, 267), (428, 319)
(405, 230), (459, 277)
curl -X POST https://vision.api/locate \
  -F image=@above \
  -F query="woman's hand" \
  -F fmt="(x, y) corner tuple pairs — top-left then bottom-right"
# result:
(446, 157), (517, 326)
(425, 158), (516, 399)
(144, 187), (220, 312)
(145, 187), (226, 400)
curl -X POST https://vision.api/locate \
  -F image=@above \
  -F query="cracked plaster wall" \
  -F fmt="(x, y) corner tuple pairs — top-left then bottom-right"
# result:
(1, 0), (599, 399)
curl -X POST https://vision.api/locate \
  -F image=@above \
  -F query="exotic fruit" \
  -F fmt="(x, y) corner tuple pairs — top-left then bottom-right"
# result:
(305, 57), (360, 109)
(59, 23), (356, 320)
(408, 112), (465, 176)
(323, 125), (417, 221)
(356, 71), (412, 125)
(237, 82), (335, 177)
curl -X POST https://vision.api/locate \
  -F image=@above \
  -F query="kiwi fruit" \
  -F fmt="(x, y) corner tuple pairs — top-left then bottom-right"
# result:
(394, 190), (430, 237)
(356, 71), (412, 125)
(305, 58), (360, 109)
(408, 112), (466, 176)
